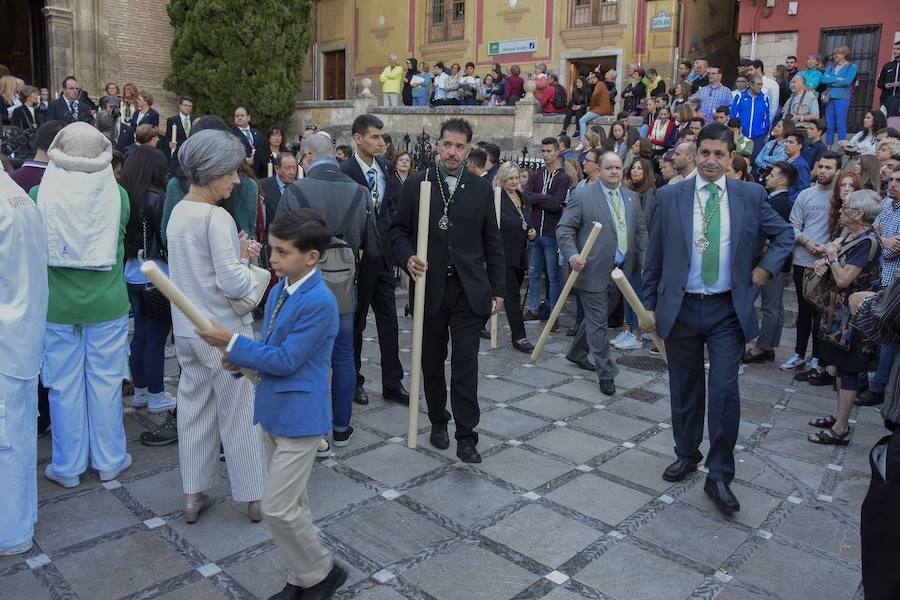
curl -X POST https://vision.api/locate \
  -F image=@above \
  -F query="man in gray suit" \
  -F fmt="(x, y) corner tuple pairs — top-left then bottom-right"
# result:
(558, 150), (648, 397)
(641, 123), (793, 515)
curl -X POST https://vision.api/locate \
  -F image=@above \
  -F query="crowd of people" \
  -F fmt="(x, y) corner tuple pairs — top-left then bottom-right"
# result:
(2, 40), (900, 599)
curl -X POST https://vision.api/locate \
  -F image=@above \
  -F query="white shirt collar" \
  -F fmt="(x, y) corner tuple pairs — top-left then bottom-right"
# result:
(695, 173), (726, 192)
(355, 152), (380, 176)
(284, 268), (317, 295)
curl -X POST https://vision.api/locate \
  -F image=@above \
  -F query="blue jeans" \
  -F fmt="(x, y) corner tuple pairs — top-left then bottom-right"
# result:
(578, 111), (599, 136)
(871, 343), (898, 393)
(331, 312), (355, 431)
(527, 236), (562, 311)
(826, 97), (850, 145)
(412, 95), (428, 107)
(623, 270), (644, 330)
(127, 285), (171, 394)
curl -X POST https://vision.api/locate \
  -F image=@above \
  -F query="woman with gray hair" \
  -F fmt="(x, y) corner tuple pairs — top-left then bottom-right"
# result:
(807, 189), (883, 446)
(166, 129), (267, 523)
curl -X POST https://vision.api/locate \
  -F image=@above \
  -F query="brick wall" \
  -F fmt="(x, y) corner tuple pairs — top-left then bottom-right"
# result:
(99, 0), (178, 119)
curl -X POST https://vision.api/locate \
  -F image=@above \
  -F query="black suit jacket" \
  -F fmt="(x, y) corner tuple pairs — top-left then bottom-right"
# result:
(341, 154), (402, 266)
(131, 107), (160, 129)
(11, 105), (43, 130)
(47, 97), (95, 125)
(232, 126), (264, 158)
(499, 190), (532, 270)
(389, 167), (506, 317)
(257, 175), (285, 229)
(165, 114), (194, 154)
(115, 123), (135, 152)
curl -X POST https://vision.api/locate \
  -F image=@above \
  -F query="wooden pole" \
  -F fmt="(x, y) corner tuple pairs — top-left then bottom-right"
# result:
(531, 222), (602, 362)
(407, 181), (432, 448)
(611, 268), (667, 363)
(490, 187), (502, 349)
(140, 262), (256, 380)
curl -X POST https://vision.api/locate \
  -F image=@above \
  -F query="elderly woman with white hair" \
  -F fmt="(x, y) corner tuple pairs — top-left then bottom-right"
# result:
(493, 161), (537, 353)
(166, 129), (267, 523)
(32, 122), (132, 488)
(807, 189), (884, 446)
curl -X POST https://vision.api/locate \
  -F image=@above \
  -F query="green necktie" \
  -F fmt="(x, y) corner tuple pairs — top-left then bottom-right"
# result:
(610, 189), (628, 254)
(183, 116), (191, 137)
(701, 182), (721, 285)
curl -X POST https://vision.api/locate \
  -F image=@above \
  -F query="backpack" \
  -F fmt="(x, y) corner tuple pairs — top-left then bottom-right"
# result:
(291, 187), (360, 314)
(552, 84), (567, 109)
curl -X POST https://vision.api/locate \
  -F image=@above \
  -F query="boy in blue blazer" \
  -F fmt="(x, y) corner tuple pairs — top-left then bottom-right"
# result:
(199, 209), (346, 600)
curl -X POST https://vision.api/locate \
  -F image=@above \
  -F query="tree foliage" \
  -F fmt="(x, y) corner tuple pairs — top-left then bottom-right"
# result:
(165, 0), (313, 127)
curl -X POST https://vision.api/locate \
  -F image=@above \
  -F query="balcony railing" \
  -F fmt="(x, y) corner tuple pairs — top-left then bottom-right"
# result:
(568, 0), (619, 29)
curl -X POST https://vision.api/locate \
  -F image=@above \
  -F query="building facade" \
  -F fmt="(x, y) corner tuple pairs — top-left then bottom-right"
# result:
(737, 0), (900, 131)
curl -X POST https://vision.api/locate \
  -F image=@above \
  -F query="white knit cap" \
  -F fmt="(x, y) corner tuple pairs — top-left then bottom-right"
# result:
(47, 122), (113, 173)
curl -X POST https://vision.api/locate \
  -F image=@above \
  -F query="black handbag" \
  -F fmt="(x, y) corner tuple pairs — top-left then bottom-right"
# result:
(139, 207), (170, 318)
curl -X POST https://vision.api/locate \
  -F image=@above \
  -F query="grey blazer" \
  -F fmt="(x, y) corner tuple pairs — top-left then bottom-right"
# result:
(557, 182), (648, 294)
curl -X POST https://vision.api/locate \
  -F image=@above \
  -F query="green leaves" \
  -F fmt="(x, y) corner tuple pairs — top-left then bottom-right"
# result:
(165, 0), (313, 127)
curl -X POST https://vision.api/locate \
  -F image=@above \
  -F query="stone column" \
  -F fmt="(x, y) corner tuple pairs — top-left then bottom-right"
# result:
(353, 78), (376, 116)
(514, 80), (537, 141)
(42, 0), (76, 94)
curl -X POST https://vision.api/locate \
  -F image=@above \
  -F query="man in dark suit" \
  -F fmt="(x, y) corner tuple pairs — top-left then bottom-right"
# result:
(641, 123), (794, 514)
(97, 95), (134, 152)
(46, 76), (94, 125)
(165, 96), (194, 162)
(389, 118), (506, 463)
(478, 142), (501, 184)
(258, 152), (299, 231)
(341, 114), (407, 406)
(232, 106), (264, 161)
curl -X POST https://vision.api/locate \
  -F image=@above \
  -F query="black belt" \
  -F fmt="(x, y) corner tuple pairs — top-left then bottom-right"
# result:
(683, 291), (731, 300)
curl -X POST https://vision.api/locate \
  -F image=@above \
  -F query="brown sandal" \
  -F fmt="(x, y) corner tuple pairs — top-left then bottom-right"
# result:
(807, 428), (850, 445)
(808, 415), (837, 429)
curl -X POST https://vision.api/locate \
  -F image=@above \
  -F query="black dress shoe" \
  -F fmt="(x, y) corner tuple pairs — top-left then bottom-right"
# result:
(855, 389), (884, 406)
(566, 355), (596, 371)
(565, 325), (578, 336)
(598, 379), (616, 396)
(742, 349), (774, 364)
(662, 458), (700, 482)
(480, 329), (491, 340)
(512, 339), (535, 353)
(703, 479), (740, 514)
(382, 385), (409, 404)
(430, 427), (450, 449)
(457, 438), (482, 463)
(353, 385), (368, 405)
(807, 370), (836, 387)
(301, 564), (348, 600)
(268, 582), (303, 600)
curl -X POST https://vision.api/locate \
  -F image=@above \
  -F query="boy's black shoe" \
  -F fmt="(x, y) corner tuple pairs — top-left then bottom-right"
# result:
(333, 426), (353, 447)
(302, 564), (348, 600)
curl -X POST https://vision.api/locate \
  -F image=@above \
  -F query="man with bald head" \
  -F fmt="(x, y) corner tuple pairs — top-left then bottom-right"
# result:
(558, 151), (648, 396)
(669, 142), (697, 184)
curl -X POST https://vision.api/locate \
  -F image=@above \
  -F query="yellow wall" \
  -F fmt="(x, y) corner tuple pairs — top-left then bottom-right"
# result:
(305, 0), (677, 98)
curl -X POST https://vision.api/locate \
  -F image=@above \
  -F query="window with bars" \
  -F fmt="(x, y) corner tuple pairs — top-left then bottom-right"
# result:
(428, 0), (465, 43)
(568, 0), (620, 29)
(819, 25), (881, 132)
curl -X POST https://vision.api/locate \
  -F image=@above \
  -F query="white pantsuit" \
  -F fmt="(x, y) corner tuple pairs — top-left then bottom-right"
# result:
(42, 315), (130, 477)
(175, 325), (266, 502)
(0, 375), (38, 551)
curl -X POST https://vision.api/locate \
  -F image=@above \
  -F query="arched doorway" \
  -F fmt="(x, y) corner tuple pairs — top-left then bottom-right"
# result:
(0, 0), (49, 86)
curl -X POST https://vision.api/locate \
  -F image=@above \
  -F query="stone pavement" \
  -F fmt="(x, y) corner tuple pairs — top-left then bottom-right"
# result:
(0, 310), (880, 600)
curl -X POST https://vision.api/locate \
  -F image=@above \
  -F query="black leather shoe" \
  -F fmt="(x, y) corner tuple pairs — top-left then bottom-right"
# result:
(480, 329), (491, 340)
(808, 370), (836, 387)
(300, 564), (349, 600)
(430, 427), (450, 449)
(353, 385), (368, 405)
(742, 349), (774, 364)
(566, 355), (596, 371)
(598, 378), (616, 397)
(855, 389), (884, 406)
(268, 582), (303, 600)
(662, 458), (700, 482)
(457, 439), (482, 463)
(703, 479), (740, 514)
(512, 339), (535, 354)
(565, 325), (578, 336)
(382, 385), (409, 404)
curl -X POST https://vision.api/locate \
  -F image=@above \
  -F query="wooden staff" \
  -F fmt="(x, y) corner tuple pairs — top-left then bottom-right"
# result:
(140, 262), (256, 380)
(531, 221), (602, 362)
(611, 268), (667, 362)
(407, 181), (432, 448)
(490, 187), (502, 349)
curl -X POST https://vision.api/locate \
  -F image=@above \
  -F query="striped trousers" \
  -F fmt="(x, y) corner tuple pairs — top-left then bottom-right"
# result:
(175, 327), (266, 502)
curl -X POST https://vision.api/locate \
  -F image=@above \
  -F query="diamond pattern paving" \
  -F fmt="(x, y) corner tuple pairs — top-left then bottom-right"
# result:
(3, 313), (866, 599)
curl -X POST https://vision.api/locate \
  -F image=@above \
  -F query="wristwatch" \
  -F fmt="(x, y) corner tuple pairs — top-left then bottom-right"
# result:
(828, 257), (838, 265)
